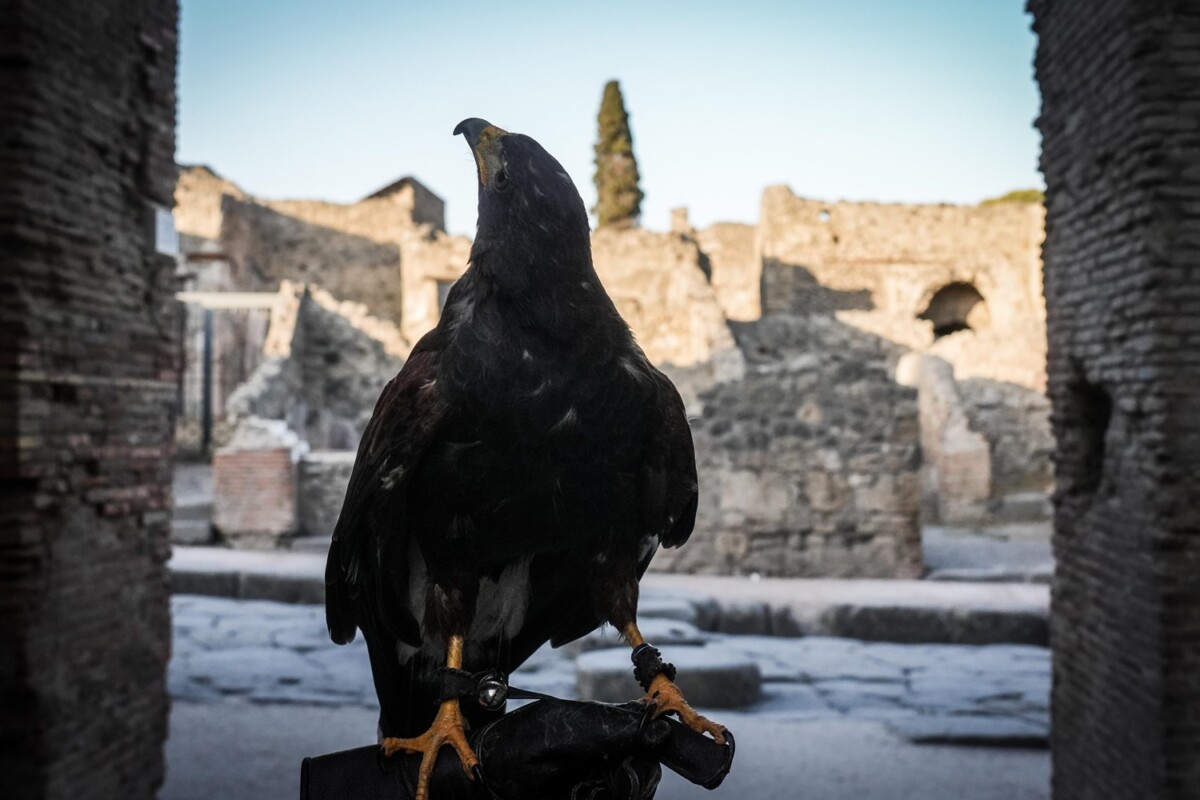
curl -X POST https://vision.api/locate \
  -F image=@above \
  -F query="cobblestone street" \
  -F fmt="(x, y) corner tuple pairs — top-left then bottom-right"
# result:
(166, 594), (1051, 799)
(170, 594), (1049, 744)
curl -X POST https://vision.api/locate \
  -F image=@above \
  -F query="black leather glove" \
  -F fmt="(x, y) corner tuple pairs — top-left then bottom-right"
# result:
(300, 698), (734, 800)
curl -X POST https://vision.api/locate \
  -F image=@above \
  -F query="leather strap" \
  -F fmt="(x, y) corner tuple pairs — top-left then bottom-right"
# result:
(631, 643), (676, 692)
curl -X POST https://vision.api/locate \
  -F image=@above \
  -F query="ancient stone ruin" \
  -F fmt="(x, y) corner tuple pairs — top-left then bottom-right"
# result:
(174, 166), (1052, 575)
(9, 3), (1199, 798)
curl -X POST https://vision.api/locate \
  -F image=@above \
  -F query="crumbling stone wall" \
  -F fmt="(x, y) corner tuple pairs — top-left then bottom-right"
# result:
(218, 195), (406, 321)
(174, 167), (458, 323)
(898, 355), (992, 524)
(294, 288), (406, 448)
(399, 228), (473, 345)
(655, 315), (921, 578)
(297, 451), (356, 538)
(0, 2), (178, 797)
(362, 176), (446, 228)
(958, 378), (1053, 497)
(752, 186), (1053, 509)
(591, 227), (745, 410)
(758, 185), (1047, 391)
(226, 283), (405, 449)
(693, 222), (761, 322)
(1032, 0), (1200, 796)
(174, 164), (247, 241)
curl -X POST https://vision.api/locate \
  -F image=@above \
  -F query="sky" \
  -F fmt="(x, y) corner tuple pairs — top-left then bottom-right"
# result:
(178, 0), (1041, 237)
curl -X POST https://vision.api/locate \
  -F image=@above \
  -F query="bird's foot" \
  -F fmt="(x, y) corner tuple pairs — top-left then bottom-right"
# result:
(641, 673), (728, 745)
(381, 698), (478, 800)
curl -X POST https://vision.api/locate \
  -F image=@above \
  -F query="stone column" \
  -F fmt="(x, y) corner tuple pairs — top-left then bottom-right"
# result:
(1030, 0), (1200, 797)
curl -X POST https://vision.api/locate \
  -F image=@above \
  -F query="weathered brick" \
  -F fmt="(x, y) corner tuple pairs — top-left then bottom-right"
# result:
(1030, 0), (1200, 796)
(0, 1), (178, 798)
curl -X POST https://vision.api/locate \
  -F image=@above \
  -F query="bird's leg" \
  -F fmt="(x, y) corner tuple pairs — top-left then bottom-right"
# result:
(622, 620), (727, 745)
(381, 635), (479, 800)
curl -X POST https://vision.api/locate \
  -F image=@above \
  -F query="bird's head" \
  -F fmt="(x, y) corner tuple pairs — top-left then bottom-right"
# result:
(454, 118), (591, 269)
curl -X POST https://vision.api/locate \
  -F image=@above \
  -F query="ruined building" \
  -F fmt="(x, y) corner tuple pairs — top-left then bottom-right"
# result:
(175, 165), (1051, 580)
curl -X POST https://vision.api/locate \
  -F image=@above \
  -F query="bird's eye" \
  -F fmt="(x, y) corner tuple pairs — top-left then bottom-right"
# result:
(493, 167), (510, 191)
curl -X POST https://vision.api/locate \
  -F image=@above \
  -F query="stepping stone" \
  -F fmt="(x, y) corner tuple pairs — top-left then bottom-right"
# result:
(561, 618), (708, 657)
(575, 645), (761, 708)
(713, 601), (773, 635)
(886, 714), (1048, 748)
(640, 589), (721, 630)
(636, 596), (703, 625)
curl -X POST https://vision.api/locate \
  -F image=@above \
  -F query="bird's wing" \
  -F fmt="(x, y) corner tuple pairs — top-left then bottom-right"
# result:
(325, 332), (447, 646)
(639, 370), (699, 553)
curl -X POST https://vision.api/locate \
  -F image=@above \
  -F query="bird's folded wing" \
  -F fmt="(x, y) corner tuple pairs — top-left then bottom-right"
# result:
(639, 371), (698, 553)
(325, 333), (448, 646)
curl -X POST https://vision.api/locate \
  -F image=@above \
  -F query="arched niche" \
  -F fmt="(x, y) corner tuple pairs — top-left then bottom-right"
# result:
(917, 281), (991, 339)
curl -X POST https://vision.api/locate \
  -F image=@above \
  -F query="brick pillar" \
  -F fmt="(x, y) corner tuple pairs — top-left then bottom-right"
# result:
(213, 446), (298, 548)
(0, 1), (179, 798)
(1030, 0), (1200, 797)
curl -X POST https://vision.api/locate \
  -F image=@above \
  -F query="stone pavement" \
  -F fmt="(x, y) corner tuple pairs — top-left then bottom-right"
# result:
(169, 595), (1049, 747)
(163, 701), (1049, 800)
(170, 546), (1051, 645)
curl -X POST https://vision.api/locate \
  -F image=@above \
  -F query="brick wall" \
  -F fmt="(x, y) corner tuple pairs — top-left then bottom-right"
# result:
(1030, 0), (1200, 797)
(0, 1), (178, 798)
(213, 446), (297, 548)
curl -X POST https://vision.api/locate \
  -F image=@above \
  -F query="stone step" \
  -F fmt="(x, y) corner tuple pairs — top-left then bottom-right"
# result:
(170, 519), (213, 546)
(988, 492), (1052, 522)
(886, 714), (1047, 747)
(288, 536), (332, 555)
(575, 645), (762, 708)
(926, 565), (1054, 585)
(173, 502), (212, 522)
(560, 618), (708, 658)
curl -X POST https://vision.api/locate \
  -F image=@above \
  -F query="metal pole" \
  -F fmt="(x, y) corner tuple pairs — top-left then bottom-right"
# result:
(201, 308), (213, 455)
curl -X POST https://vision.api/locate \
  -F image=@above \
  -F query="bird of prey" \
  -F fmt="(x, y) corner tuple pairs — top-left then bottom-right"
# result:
(325, 118), (724, 800)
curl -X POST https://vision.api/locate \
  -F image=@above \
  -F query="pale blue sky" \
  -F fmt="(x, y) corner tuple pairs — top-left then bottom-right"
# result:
(178, 0), (1041, 237)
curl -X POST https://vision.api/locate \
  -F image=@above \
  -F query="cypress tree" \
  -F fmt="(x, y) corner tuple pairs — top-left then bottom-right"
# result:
(592, 80), (643, 228)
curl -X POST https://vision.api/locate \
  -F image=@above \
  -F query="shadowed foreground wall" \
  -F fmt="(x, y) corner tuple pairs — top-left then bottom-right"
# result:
(1031, 0), (1200, 797)
(0, 1), (179, 798)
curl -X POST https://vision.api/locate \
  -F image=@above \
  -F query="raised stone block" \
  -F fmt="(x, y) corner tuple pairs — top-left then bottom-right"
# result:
(886, 714), (1047, 748)
(561, 618), (708, 657)
(575, 645), (762, 708)
(821, 603), (1049, 647)
(714, 600), (772, 635)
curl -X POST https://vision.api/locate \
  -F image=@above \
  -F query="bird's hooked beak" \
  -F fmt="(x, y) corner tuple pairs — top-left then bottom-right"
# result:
(454, 118), (509, 189)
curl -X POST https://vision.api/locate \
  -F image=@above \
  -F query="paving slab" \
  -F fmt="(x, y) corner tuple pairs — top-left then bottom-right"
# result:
(886, 714), (1048, 747)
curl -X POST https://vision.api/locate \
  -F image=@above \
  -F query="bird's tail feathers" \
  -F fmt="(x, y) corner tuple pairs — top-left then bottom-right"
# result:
(325, 557), (359, 645)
